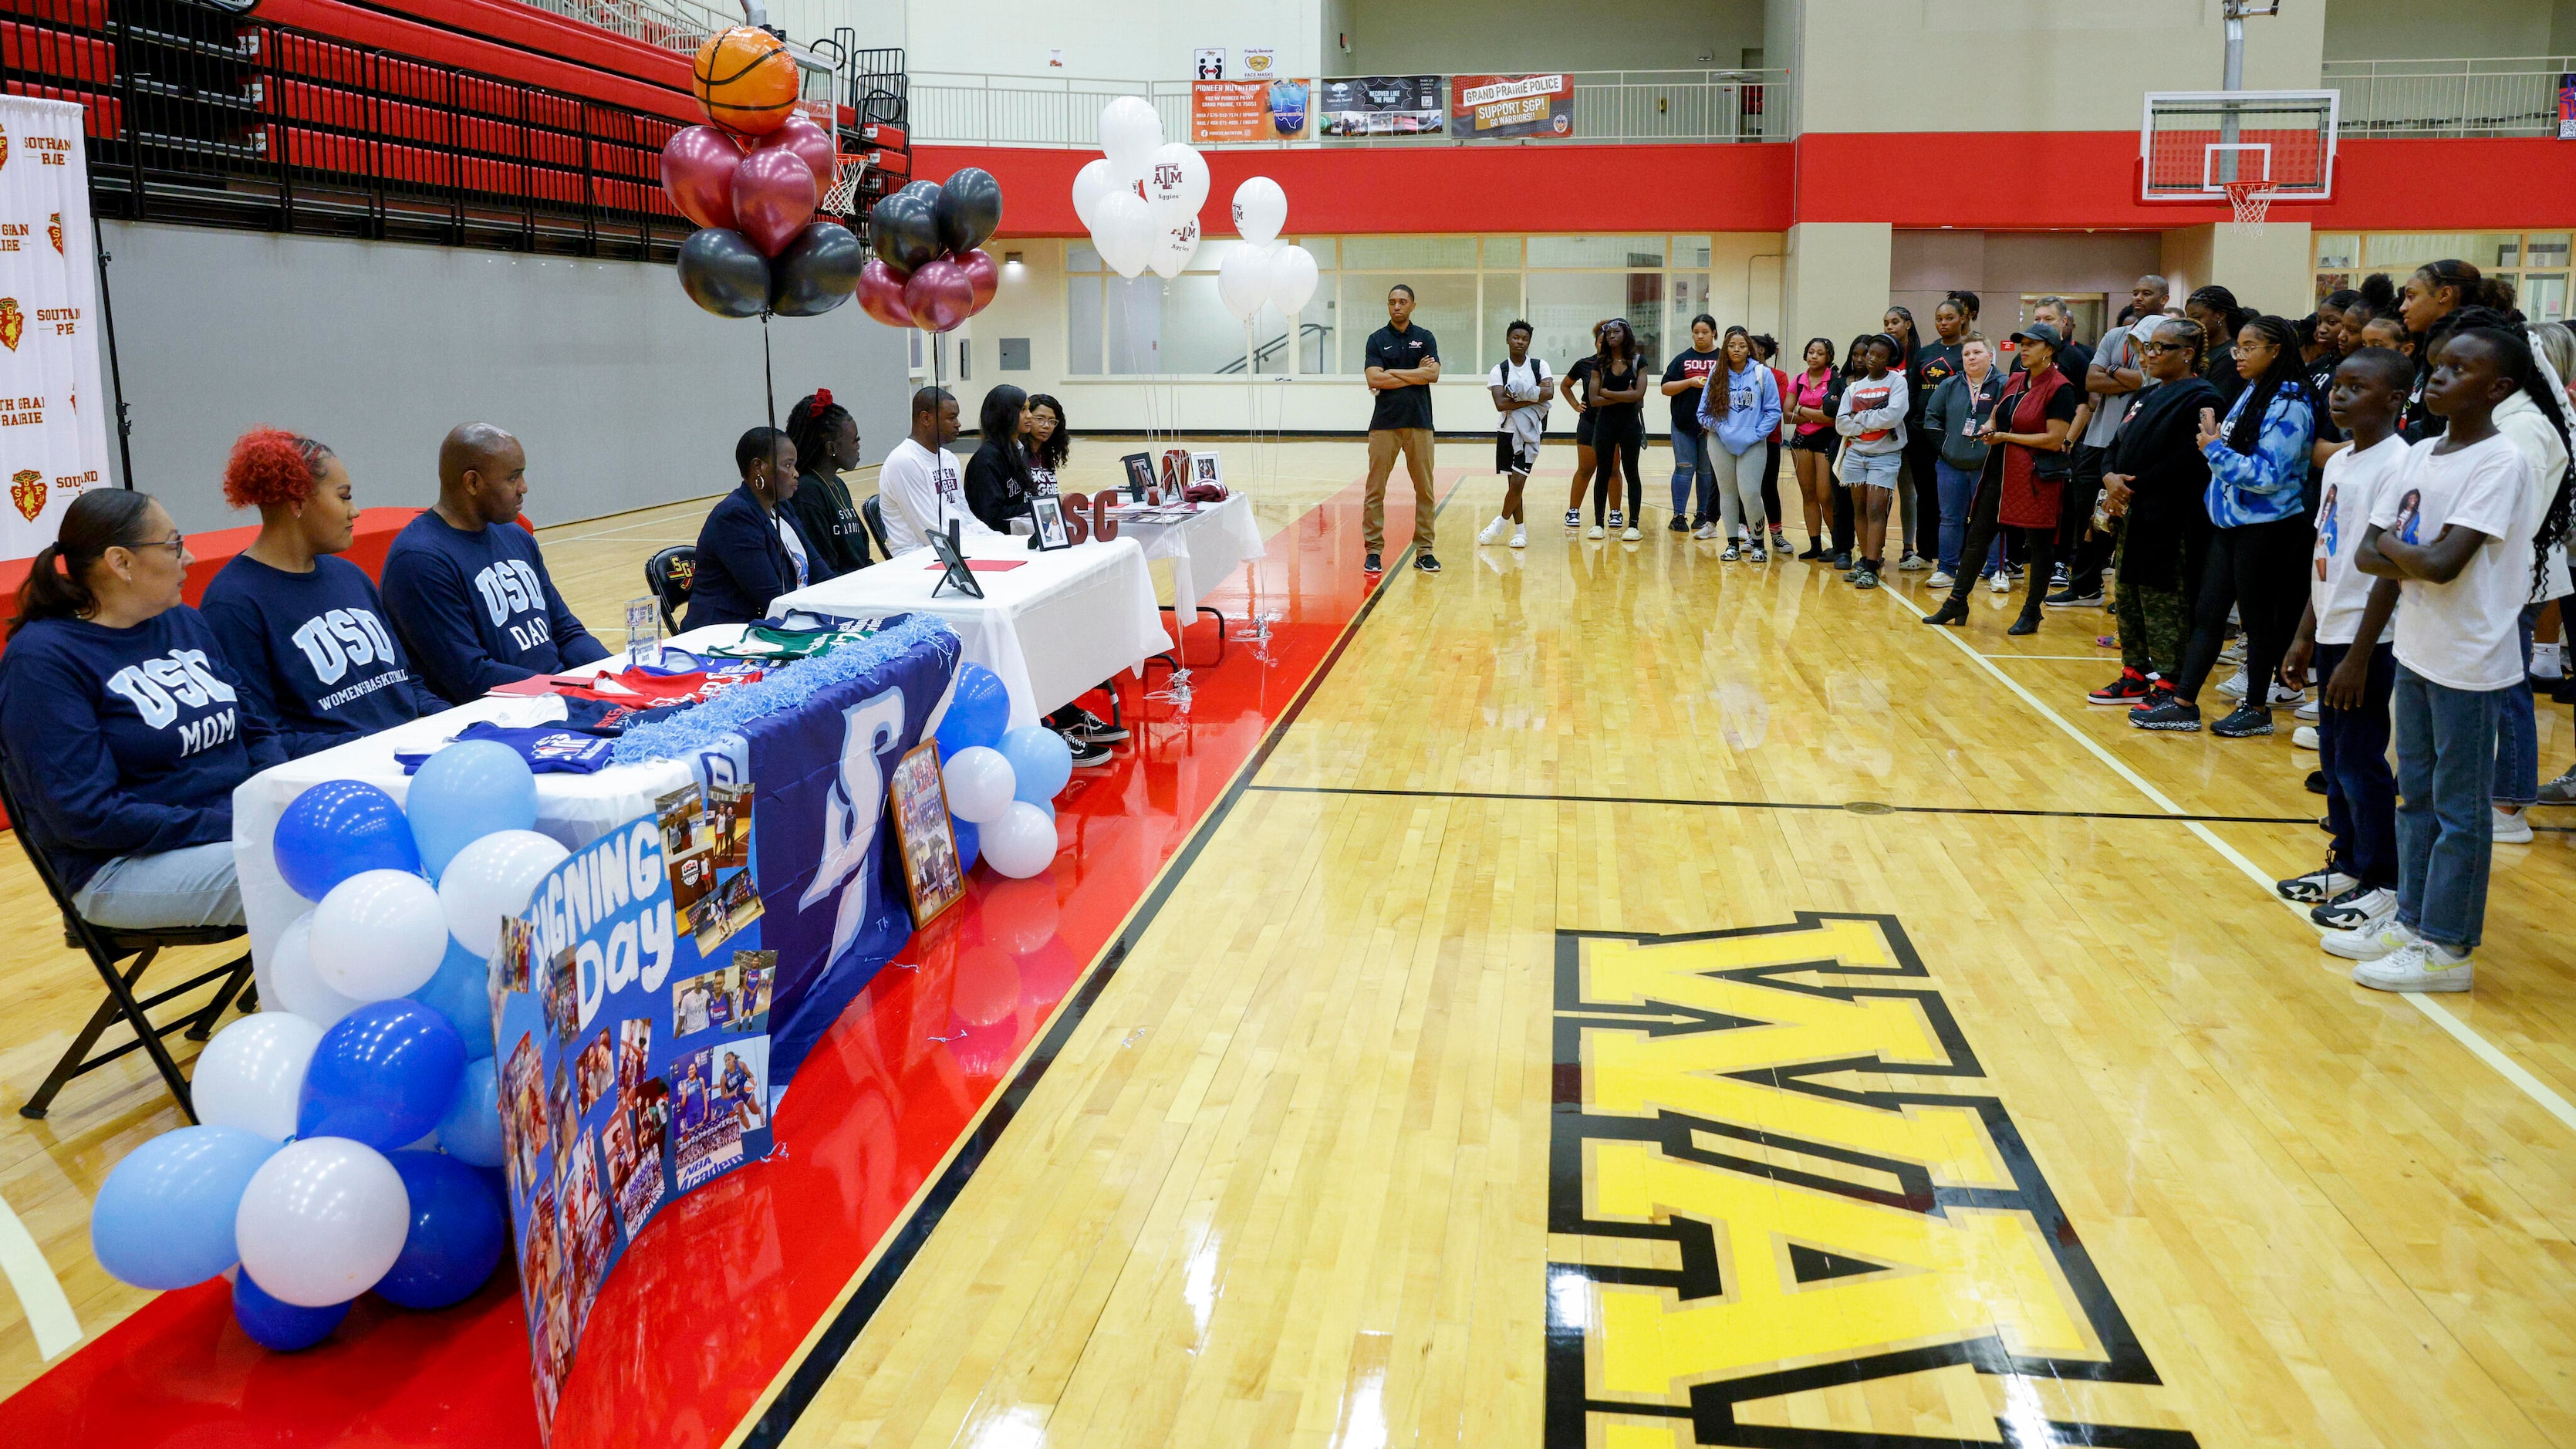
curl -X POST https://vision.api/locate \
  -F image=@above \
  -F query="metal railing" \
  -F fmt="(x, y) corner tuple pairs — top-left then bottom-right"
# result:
(907, 69), (1784, 148)
(2324, 56), (2576, 139)
(510, 0), (736, 56)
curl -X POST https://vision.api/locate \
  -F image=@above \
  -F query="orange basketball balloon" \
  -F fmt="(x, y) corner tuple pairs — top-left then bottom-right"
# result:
(692, 27), (799, 137)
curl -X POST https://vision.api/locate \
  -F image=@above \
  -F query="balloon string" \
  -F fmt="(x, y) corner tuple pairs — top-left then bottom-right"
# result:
(761, 312), (776, 431)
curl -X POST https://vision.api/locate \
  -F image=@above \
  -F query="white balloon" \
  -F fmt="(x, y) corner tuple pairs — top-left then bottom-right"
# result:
(1092, 191), (1156, 279)
(1071, 157), (1118, 232)
(312, 870), (446, 1001)
(942, 746), (1018, 825)
(981, 801), (1060, 880)
(1148, 211), (1201, 281)
(268, 911), (363, 1028)
(1231, 175), (1286, 245)
(437, 829), (569, 958)
(191, 1013), (324, 1142)
(235, 1137), (410, 1307)
(1097, 96), (1163, 184)
(1217, 244), (1273, 321)
(1268, 243), (1321, 314)
(1148, 141), (1209, 219)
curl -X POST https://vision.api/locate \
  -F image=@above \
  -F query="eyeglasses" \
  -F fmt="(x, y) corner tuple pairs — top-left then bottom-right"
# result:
(125, 535), (187, 556)
(2139, 341), (2188, 355)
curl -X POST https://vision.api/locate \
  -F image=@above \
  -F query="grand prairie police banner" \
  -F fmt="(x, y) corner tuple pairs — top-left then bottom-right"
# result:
(0, 96), (106, 560)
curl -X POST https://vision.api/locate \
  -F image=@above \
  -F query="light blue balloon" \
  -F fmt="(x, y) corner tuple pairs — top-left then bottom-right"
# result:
(437, 1058), (505, 1167)
(999, 725), (1072, 804)
(409, 937), (495, 1062)
(934, 664), (1010, 759)
(406, 741), (536, 879)
(91, 1126), (280, 1289)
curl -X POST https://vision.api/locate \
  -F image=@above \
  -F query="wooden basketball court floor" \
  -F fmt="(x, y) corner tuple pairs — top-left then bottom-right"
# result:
(3, 441), (2574, 1448)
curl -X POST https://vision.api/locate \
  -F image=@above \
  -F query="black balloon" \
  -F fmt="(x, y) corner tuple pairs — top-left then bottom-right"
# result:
(770, 221), (866, 316)
(867, 187), (940, 273)
(677, 227), (769, 319)
(934, 167), (1004, 254)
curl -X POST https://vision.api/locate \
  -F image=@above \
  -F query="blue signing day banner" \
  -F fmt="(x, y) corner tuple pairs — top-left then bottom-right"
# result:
(489, 616), (960, 1430)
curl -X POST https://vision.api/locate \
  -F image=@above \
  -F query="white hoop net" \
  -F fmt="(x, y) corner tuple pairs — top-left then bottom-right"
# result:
(820, 154), (864, 218)
(2223, 179), (2276, 237)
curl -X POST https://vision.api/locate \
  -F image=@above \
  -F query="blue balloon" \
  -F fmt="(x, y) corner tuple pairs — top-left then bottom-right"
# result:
(91, 1126), (279, 1289)
(934, 664), (1010, 759)
(299, 1000), (468, 1151)
(233, 1269), (349, 1351)
(406, 741), (536, 878)
(274, 780), (420, 902)
(409, 937), (495, 1062)
(952, 819), (980, 873)
(437, 1058), (505, 1167)
(375, 1150), (507, 1310)
(999, 725), (1073, 804)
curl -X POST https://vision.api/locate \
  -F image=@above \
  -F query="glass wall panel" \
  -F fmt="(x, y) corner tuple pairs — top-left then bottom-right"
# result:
(1339, 274), (1477, 376)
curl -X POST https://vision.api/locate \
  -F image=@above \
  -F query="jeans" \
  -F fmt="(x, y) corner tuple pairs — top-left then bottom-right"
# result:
(1943, 461), (2058, 620)
(1933, 458), (2000, 576)
(1841, 448), (1902, 490)
(1670, 427), (1718, 525)
(2393, 664), (2502, 951)
(1719, 443), (1771, 539)
(2495, 603), (2541, 806)
(2173, 516), (2309, 705)
(2316, 641), (2399, 890)
(69, 840), (245, 930)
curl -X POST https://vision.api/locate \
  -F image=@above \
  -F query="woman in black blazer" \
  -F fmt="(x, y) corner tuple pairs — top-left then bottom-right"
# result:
(684, 427), (839, 630)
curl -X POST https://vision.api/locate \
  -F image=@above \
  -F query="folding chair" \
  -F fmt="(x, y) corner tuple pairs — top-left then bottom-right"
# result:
(645, 545), (697, 635)
(0, 758), (255, 1122)
(861, 495), (893, 558)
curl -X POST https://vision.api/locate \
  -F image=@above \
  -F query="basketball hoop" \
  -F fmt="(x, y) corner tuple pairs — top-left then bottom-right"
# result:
(819, 152), (865, 218)
(2222, 178), (2276, 236)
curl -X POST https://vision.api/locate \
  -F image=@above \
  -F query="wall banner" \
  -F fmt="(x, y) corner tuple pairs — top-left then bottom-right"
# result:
(1317, 76), (1444, 137)
(1193, 79), (1312, 143)
(0, 96), (109, 562)
(1453, 73), (1575, 140)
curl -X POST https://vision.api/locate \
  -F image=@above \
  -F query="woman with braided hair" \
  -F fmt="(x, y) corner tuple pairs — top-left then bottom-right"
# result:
(783, 388), (873, 574)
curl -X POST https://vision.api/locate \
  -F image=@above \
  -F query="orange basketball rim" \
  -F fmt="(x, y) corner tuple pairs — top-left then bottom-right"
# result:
(692, 26), (798, 138)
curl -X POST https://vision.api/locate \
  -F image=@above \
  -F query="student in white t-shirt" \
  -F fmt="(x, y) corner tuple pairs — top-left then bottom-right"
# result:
(1480, 319), (1551, 550)
(2336, 328), (2562, 992)
(2274, 347), (2412, 933)
(878, 387), (997, 555)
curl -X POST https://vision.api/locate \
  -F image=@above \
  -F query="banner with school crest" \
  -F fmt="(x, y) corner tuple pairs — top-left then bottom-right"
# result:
(0, 96), (107, 562)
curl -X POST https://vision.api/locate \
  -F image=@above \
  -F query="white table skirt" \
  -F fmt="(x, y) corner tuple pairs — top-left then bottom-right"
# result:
(767, 534), (1166, 731)
(1102, 493), (1266, 622)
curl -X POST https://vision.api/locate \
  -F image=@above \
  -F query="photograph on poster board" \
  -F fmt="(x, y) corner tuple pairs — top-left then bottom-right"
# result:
(1318, 76), (1443, 136)
(890, 741), (967, 924)
(574, 1030), (614, 1116)
(1451, 73), (1575, 140)
(709, 782), (753, 866)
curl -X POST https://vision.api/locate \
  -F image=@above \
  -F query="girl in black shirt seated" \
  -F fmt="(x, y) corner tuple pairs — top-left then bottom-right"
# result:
(784, 389), (873, 574)
(964, 385), (1037, 532)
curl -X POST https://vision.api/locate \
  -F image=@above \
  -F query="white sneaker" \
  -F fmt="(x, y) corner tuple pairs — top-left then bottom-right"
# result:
(1926, 570), (1954, 589)
(2221, 638), (2246, 664)
(2296, 699), (2321, 721)
(2354, 940), (2473, 993)
(2323, 916), (2414, 961)
(1989, 572), (2010, 594)
(1563, 508), (1582, 529)
(1748, 545), (1767, 562)
(2219, 668), (2250, 699)
(1692, 522), (1717, 540)
(1621, 526), (1642, 542)
(1585, 523), (1605, 540)
(1608, 510), (1626, 530)
(2292, 724), (2319, 750)
(1477, 515), (1507, 545)
(1510, 526), (1526, 549)
(1898, 552), (1929, 571)
(2270, 681), (2306, 707)
(2533, 641), (2563, 680)
(2493, 806), (2534, 843)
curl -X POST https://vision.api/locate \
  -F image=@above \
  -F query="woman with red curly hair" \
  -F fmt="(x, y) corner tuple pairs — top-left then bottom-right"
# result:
(199, 427), (446, 758)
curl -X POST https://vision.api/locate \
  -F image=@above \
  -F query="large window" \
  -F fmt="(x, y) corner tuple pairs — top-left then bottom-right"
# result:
(2314, 231), (2570, 323)
(1062, 235), (1722, 377)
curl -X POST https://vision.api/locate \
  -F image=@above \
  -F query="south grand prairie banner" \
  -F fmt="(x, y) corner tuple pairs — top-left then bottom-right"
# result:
(0, 96), (107, 560)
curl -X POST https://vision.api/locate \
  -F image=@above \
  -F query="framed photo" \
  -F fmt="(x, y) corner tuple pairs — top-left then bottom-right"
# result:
(886, 741), (967, 925)
(926, 518), (984, 600)
(1030, 495), (1073, 550)
(1190, 451), (1223, 486)
(1119, 451), (1155, 500)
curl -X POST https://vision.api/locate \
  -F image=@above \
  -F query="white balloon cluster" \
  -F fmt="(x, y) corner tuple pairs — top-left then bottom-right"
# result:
(1076, 96), (1208, 281)
(1215, 177), (1318, 323)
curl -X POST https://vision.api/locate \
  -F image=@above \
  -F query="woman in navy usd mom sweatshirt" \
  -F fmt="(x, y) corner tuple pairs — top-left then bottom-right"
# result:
(201, 428), (447, 758)
(685, 425), (839, 630)
(0, 491), (282, 927)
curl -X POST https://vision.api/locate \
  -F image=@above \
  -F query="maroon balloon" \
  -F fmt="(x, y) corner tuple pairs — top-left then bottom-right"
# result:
(903, 256), (974, 333)
(958, 248), (999, 312)
(754, 113), (839, 194)
(660, 125), (744, 231)
(856, 258), (913, 328)
(730, 147), (820, 258)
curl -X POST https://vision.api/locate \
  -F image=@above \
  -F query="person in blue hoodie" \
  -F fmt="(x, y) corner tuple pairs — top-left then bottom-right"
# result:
(380, 423), (609, 704)
(0, 491), (282, 927)
(1699, 325), (1782, 563)
(685, 425), (838, 630)
(200, 427), (448, 758)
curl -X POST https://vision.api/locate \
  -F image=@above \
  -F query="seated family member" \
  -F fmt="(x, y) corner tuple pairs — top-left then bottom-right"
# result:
(878, 387), (996, 554)
(381, 423), (608, 703)
(201, 428), (447, 758)
(0, 491), (282, 928)
(964, 384), (1037, 531)
(686, 425), (838, 630)
(783, 389), (873, 575)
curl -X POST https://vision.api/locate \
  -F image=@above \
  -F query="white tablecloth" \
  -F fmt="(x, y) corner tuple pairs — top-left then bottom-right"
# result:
(767, 534), (1166, 731)
(230, 625), (760, 1002)
(1099, 494), (1266, 622)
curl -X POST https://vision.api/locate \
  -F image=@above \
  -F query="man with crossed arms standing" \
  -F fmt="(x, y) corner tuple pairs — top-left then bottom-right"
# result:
(1362, 283), (1443, 575)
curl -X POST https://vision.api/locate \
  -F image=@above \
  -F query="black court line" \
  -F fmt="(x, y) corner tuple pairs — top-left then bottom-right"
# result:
(739, 480), (1467, 1447)
(1242, 782), (2322, 826)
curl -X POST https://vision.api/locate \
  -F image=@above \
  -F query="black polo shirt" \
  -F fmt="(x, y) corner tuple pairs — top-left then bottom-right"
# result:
(1366, 322), (1439, 431)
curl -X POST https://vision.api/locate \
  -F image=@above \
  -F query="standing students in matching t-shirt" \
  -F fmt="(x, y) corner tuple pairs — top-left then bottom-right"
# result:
(1661, 316), (1724, 537)
(1482, 319), (1551, 549)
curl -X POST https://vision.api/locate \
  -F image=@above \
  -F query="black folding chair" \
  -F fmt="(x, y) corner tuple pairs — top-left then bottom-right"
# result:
(0, 758), (255, 1122)
(861, 495), (893, 558)
(645, 545), (697, 635)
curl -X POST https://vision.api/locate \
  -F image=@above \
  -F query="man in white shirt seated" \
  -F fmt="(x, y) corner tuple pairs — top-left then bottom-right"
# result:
(878, 387), (998, 555)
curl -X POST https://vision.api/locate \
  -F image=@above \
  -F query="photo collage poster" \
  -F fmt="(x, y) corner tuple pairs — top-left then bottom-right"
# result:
(488, 789), (777, 1433)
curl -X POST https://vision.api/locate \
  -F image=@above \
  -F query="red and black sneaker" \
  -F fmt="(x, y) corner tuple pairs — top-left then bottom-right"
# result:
(2129, 683), (2177, 714)
(2087, 668), (2156, 706)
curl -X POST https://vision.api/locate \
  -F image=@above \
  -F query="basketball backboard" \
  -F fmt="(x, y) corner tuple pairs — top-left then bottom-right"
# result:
(2140, 90), (2338, 203)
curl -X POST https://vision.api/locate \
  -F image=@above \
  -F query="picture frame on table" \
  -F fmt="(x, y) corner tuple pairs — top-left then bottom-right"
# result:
(1029, 495), (1073, 551)
(926, 518), (984, 600)
(886, 741), (967, 926)
(1119, 452), (1155, 500)
(1190, 451), (1223, 486)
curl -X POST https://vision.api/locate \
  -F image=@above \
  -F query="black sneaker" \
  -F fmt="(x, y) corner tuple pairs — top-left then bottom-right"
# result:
(1563, 508), (1582, 529)
(1667, 515), (1691, 532)
(1364, 551), (1383, 573)
(2306, 769), (2328, 795)
(1829, 551), (1852, 569)
(2312, 884), (2395, 931)
(1062, 706), (1129, 744)
(1416, 552), (1442, 573)
(2211, 704), (2273, 738)
(2044, 586), (2104, 609)
(2129, 698), (2203, 731)
(1063, 733), (1113, 768)
(2277, 860), (2356, 903)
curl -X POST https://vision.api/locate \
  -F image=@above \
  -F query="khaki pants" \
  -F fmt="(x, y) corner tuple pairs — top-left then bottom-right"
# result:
(1362, 427), (1437, 554)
